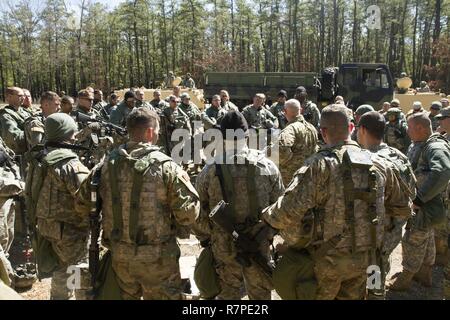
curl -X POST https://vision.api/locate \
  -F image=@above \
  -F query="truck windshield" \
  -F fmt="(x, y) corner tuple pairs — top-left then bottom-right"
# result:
(362, 69), (390, 89)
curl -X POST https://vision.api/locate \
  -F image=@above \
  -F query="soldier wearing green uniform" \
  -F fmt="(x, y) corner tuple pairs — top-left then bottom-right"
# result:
(384, 107), (410, 155)
(294, 86), (320, 130)
(389, 113), (450, 291)
(269, 90), (288, 130)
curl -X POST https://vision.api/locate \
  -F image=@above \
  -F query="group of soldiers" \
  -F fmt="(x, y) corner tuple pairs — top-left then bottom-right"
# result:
(0, 82), (449, 300)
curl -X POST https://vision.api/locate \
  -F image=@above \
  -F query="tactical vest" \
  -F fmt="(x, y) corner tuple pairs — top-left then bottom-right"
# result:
(31, 149), (83, 239)
(101, 148), (176, 248)
(303, 145), (380, 254)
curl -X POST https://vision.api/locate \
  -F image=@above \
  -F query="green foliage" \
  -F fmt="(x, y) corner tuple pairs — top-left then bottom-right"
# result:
(0, 0), (448, 100)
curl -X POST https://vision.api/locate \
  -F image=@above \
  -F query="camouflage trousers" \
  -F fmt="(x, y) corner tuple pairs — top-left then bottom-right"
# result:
(313, 248), (369, 300)
(111, 242), (182, 300)
(48, 224), (89, 300)
(212, 245), (272, 300)
(0, 198), (15, 284)
(401, 225), (435, 273)
(382, 218), (407, 281)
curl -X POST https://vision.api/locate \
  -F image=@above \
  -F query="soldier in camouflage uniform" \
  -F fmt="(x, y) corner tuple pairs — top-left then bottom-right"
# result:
(0, 87), (30, 155)
(60, 96), (75, 115)
(135, 89), (154, 110)
(164, 71), (176, 89)
(110, 91), (136, 128)
(76, 107), (200, 300)
(201, 95), (228, 130)
(294, 86), (320, 130)
(23, 91), (61, 151)
(27, 113), (90, 299)
(0, 137), (24, 287)
(384, 107), (410, 155)
(194, 111), (284, 299)
(178, 93), (202, 168)
(356, 111), (416, 298)
(242, 94), (278, 130)
(406, 101), (426, 118)
(435, 108), (450, 291)
(269, 90), (288, 130)
(149, 90), (168, 112)
(159, 95), (191, 156)
(428, 101), (442, 132)
(275, 99), (318, 185)
(21, 89), (35, 117)
(351, 104), (374, 141)
(182, 73), (196, 89)
(389, 113), (450, 291)
(71, 89), (101, 123)
(261, 105), (409, 299)
(92, 90), (107, 112)
(219, 90), (239, 111)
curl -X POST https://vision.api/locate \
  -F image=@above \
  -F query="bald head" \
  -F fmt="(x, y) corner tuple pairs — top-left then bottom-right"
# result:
(284, 99), (301, 122)
(320, 104), (352, 144)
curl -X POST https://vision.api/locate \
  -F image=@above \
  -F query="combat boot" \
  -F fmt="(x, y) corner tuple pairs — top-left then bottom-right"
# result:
(413, 265), (433, 287)
(387, 270), (414, 291)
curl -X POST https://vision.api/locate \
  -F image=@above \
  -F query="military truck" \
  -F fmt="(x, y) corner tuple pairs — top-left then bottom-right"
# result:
(204, 63), (394, 110)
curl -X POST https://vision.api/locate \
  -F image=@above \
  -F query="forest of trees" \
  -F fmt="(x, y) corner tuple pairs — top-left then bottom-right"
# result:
(0, 0), (448, 100)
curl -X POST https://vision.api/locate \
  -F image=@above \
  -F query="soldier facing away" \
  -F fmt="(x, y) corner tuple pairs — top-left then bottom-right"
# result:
(26, 113), (91, 299)
(275, 99), (318, 185)
(76, 107), (200, 299)
(261, 104), (409, 299)
(193, 110), (284, 299)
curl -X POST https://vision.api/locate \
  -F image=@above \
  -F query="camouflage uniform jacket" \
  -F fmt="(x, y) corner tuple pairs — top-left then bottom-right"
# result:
(93, 101), (108, 112)
(135, 100), (155, 110)
(194, 146), (284, 254)
(407, 133), (450, 228)
(150, 99), (168, 112)
(262, 140), (408, 252)
(301, 101), (320, 129)
(23, 112), (45, 151)
(75, 142), (200, 254)
(242, 105), (278, 129)
(201, 105), (228, 130)
(0, 105), (30, 155)
(220, 101), (239, 111)
(183, 78), (196, 89)
(109, 101), (135, 127)
(34, 148), (90, 241)
(159, 107), (191, 155)
(277, 115), (318, 185)
(270, 102), (287, 129)
(384, 119), (410, 155)
(429, 114), (440, 132)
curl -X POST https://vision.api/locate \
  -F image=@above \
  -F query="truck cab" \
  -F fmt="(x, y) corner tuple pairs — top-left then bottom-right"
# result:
(336, 63), (394, 110)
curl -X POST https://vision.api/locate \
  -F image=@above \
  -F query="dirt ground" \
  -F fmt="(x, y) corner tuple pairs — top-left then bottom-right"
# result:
(15, 234), (445, 300)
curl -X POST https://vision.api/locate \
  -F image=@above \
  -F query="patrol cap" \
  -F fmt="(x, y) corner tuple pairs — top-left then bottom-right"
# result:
(277, 90), (288, 98)
(386, 107), (402, 117)
(296, 86), (307, 94)
(435, 107), (450, 120)
(430, 101), (442, 110)
(413, 101), (422, 110)
(390, 99), (400, 107)
(45, 113), (78, 143)
(220, 110), (249, 139)
(358, 111), (386, 140)
(355, 104), (374, 116)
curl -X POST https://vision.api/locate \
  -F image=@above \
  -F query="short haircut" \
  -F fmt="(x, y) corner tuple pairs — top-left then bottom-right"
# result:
(78, 89), (93, 99)
(126, 107), (160, 138)
(220, 90), (229, 97)
(285, 99), (300, 112)
(407, 112), (432, 131)
(110, 93), (118, 100)
(212, 94), (221, 100)
(40, 91), (60, 104)
(94, 89), (102, 95)
(358, 111), (385, 140)
(320, 104), (351, 138)
(168, 95), (177, 102)
(61, 96), (74, 105)
(255, 93), (266, 99)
